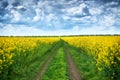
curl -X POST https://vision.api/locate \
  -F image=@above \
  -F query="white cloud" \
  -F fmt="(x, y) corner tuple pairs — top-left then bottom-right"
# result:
(2, 14), (12, 20)
(52, 19), (62, 29)
(0, 24), (119, 36)
(11, 10), (21, 22)
(89, 7), (103, 15)
(66, 0), (77, 4)
(35, 8), (41, 16)
(33, 16), (40, 22)
(45, 14), (62, 29)
(91, 16), (98, 23)
(45, 14), (55, 22)
(62, 15), (70, 20)
(6, 3), (13, 10)
(0, 24), (67, 36)
(37, 0), (53, 13)
(66, 3), (87, 15)
(1, 24), (17, 36)
(37, 1), (45, 7)
(0, 24), (43, 36)
(100, 15), (115, 27)
(33, 8), (41, 22)
(0, 0), (120, 36)
(106, 1), (118, 7)
(16, 5), (25, 9)
(70, 25), (118, 35)
(32, 8), (45, 22)
(71, 16), (92, 23)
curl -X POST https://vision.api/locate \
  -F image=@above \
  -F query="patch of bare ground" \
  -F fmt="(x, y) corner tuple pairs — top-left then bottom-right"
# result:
(65, 46), (81, 80)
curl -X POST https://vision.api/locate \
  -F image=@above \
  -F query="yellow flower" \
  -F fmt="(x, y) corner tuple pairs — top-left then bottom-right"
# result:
(0, 60), (2, 64)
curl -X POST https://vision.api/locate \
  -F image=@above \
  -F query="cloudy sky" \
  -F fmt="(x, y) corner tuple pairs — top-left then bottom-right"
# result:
(0, 0), (120, 36)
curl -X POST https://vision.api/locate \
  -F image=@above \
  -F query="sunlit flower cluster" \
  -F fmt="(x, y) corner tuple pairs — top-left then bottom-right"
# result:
(62, 36), (120, 78)
(0, 37), (59, 74)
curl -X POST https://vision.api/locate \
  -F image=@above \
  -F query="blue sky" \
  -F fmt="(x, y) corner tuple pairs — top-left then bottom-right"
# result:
(0, 0), (120, 36)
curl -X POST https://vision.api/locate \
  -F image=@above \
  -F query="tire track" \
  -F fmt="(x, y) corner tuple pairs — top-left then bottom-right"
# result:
(64, 45), (81, 80)
(34, 43), (60, 80)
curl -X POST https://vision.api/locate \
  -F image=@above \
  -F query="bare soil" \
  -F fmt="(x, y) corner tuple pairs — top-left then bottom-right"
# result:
(65, 46), (81, 80)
